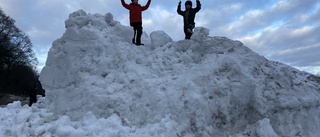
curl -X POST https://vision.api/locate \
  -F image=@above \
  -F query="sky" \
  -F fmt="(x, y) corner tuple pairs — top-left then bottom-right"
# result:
(0, 0), (319, 75)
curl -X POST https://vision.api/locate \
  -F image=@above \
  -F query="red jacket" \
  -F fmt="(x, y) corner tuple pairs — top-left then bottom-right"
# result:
(121, 0), (151, 23)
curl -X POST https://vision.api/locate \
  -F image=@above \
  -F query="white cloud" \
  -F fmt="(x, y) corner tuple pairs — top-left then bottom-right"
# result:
(289, 26), (313, 37)
(1, 0), (320, 75)
(144, 6), (184, 40)
(298, 66), (320, 76)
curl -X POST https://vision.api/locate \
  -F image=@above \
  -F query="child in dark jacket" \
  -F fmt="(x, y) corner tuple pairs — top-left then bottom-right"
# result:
(121, 0), (151, 46)
(177, 0), (201, 39)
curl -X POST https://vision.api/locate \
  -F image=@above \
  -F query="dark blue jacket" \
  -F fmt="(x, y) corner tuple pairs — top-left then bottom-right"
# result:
(177, 0), (201, 26)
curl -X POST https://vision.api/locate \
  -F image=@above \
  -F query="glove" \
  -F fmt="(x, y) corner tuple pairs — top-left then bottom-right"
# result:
(179, 0), (181, 5)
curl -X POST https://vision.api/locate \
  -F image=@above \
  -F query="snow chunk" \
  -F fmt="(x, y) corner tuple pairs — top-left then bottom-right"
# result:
(191, 27), (210, 41)
(256, 119), (279, 137)
(150, 30), (172, 49)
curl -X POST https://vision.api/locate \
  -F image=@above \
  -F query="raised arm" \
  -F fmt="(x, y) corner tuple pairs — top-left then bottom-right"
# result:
(177, 1), (183, 16)
(141, 0), (151, 11)
(195, 0), (201, 13)
(121, 0), (130, 10)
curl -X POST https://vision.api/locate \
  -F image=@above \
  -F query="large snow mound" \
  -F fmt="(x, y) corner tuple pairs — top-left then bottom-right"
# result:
(1, 10), (320, 137)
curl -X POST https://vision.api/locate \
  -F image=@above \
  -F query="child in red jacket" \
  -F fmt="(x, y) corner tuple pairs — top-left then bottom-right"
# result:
(121, 0), (151, 46)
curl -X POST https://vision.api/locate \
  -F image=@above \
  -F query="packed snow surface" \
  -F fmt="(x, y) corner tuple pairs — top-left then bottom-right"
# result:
(1, 10), (320, 137)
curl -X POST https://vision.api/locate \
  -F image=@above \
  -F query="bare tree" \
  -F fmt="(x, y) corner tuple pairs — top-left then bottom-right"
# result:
(0, 8), (38, 71)
(0, 8), (38, 96)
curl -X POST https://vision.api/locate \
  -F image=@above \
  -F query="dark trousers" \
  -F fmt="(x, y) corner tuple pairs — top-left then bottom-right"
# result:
(28, 88), (37, 106)
(130, 22), (143, 44)
(184, 24), (195, 39)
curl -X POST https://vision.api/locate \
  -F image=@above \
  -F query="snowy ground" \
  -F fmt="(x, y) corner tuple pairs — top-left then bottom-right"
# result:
(1, 10), (320, 137)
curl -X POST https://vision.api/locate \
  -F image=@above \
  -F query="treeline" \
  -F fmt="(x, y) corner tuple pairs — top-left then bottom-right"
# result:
(0, 8), (43, 96)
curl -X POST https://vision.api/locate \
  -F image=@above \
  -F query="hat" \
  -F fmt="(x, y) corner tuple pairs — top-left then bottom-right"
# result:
(185, 0), (192, 6)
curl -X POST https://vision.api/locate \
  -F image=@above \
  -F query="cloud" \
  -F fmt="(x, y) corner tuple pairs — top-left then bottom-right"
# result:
(143, 6), (184, 40)
(1, 0), (319, 74)
(272, 43), (320, 66)
(33, 48), (49, 73)
(238, 23), (320, 66)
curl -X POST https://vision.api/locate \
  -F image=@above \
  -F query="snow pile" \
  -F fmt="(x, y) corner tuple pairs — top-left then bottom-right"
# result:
(1, 10), (320, 137)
